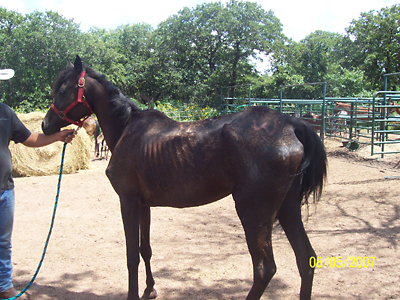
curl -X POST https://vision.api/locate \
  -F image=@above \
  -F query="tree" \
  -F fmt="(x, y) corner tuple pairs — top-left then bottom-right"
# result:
(295, 31), (344, 84)
(325, 67), (367, 97)
(154, 0), (285, 105)
(224, 0), (283, 89)
(268, 30), (365, 98)
(116, 24), (156, 99)
(80, 27), (128, 90)
(346, 4), (400, 90)
(0, 10), (82, 110)
(0, 8), (24, 106)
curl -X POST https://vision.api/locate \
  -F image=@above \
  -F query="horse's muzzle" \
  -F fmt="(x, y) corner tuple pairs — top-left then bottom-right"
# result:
(41, 119), (61, 135)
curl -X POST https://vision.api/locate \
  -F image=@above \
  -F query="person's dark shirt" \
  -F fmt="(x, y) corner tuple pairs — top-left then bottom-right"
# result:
(0, 103), (31, 194)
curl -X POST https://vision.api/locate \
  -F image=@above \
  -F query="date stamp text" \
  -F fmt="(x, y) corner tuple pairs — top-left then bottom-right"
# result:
(310, 256), (376, 269)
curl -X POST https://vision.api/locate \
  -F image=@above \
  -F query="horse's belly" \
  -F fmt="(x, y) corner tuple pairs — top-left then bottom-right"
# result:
(141, 178), (232, 208)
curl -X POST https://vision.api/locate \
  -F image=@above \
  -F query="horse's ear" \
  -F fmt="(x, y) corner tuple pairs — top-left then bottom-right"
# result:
(67, 59), (73, 68)
(73, 55), (83, 74)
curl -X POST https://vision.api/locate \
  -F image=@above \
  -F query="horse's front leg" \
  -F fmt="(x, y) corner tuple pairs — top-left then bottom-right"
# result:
(140, 206), (157, 299)
(120, 196), (141, 300)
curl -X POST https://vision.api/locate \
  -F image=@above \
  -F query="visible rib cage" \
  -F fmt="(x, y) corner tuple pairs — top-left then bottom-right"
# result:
(42, 56), (328, 300)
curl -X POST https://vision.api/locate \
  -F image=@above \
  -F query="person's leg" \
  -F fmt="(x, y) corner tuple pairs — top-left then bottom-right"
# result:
(0, 189), (15, 294)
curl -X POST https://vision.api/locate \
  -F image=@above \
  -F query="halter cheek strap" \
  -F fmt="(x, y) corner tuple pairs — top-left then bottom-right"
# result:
(51, 71), (94, 127)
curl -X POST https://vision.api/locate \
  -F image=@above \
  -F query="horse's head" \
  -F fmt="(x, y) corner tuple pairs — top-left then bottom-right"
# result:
(42, 55), (94, 135)
(388, 101), (400, 115)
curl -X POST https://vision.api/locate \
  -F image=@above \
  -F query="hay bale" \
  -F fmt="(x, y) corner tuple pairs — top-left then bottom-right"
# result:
(10, 111), (91, 177)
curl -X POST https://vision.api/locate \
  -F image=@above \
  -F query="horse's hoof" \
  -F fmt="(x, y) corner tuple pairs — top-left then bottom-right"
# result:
(140, 288), (158, 299)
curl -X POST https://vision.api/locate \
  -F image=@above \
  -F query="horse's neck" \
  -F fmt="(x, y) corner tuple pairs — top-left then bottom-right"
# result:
(96, 119), (121, 153)
(93, 100), (128, 153)
(87, 79), (139, 152)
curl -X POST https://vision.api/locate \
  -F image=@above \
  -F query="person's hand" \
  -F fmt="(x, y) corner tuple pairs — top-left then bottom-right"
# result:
(23, 129), (77, 147)
(58, 129), (76, 143)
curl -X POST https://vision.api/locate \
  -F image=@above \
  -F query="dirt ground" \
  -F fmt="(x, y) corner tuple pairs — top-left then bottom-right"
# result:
(9, 137), (400, 300)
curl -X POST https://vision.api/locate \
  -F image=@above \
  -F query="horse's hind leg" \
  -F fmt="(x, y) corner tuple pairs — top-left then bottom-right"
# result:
(277, 178), (316, 300)
(139, 206), (157, 299)
(234, 193), (279, 300)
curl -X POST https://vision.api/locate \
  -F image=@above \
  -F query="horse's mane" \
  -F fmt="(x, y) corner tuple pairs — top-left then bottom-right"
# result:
(85, 67), (140, 124)
(52, 66), (140, 126)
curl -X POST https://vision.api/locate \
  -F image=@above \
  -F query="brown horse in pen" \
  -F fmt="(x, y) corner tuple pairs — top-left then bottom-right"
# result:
(82, 116), (101, 156)
(303, 112), (323, 133)
(42, 56), (327, 300)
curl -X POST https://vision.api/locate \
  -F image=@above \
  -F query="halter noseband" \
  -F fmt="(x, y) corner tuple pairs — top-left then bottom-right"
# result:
(51, 71), (94, 127)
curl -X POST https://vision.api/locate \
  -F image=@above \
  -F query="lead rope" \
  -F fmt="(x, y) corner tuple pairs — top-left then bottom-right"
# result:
(1, 138), (70, 300)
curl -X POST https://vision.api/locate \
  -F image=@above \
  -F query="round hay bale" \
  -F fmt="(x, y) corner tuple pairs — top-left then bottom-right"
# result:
(10, 111), (91, 177)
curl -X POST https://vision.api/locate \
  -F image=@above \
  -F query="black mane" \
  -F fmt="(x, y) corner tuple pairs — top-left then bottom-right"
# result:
(85, 67), (140, 125)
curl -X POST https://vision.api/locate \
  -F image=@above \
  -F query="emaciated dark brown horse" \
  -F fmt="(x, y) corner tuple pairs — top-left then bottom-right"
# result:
(42, 56), (327, 300)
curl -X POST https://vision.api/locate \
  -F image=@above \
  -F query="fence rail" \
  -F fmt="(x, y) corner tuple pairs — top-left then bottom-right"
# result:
(220, 92), (400, 157)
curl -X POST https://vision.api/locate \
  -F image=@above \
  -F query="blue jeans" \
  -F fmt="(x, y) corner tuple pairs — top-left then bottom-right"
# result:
(0, 189), (15, 293)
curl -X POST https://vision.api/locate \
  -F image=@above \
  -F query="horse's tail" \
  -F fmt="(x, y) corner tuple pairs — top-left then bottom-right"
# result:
(294, 120), (327, 205)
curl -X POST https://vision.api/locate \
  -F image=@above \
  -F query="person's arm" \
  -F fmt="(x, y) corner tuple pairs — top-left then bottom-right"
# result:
(22, 129), (76, 148)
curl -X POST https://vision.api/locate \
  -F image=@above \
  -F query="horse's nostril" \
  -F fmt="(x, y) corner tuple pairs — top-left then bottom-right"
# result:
(41, 121), (47, 134)
(41, 119), (57, 135)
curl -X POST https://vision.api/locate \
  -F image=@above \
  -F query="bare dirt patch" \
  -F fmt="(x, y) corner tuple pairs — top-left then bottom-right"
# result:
(10, 138), (400, 299)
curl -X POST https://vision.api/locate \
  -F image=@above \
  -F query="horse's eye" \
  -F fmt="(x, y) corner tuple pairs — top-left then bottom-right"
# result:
(59, 88), (65, 95)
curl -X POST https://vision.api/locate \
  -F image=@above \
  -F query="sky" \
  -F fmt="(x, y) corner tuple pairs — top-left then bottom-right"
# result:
(0, 0), (398, 42)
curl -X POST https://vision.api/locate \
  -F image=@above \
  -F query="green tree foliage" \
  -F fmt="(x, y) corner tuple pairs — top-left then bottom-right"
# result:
(116, 24), (154, 97)
(269, 30), (360, 98)
(266, 4), (400, 98)
(0, 3), (399, 112)
(154, 0), (284, 105)
(0, 8), (23, 106)
(80, 27), (128, 89)
(296, 31), (343, 83)
(325, 67), (367, 97)
(0, 9), (82, 110)
(346, 4), (400, 90)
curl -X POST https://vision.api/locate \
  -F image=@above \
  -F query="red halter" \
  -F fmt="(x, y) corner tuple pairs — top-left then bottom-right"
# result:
(51, 71), (94, 127)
